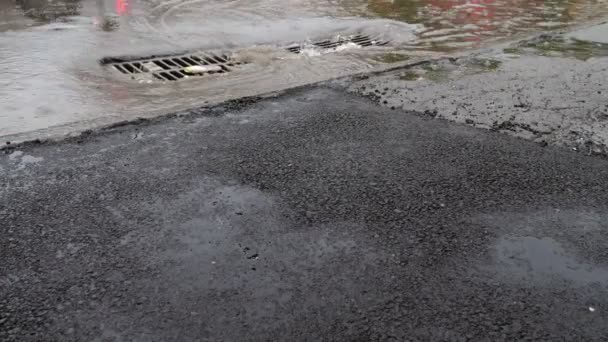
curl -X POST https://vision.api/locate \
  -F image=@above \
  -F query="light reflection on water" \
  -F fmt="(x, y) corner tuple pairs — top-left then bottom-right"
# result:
(344, 0), (608, 50)
(2, 0), (607, 50)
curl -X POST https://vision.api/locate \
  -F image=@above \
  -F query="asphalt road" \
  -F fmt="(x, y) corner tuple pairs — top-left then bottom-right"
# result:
(2, 87), (608, 341)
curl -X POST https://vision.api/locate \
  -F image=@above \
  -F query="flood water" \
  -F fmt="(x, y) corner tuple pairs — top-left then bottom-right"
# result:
(348, 0), (608, 51)
(1, 0), (607, 138)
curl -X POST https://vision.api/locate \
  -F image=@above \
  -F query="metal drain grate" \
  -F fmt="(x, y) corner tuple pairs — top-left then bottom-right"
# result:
(286, 34), (389, 54)
(101, 51), (245, 82)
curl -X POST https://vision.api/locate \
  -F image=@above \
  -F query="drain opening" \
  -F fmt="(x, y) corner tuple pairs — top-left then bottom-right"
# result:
(286, 33), (389, 54)
(101, 51), (244, 82)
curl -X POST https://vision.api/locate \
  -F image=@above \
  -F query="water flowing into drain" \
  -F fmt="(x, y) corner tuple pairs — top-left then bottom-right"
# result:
(101, 33), (391, 82)
(101, 51), (244, 82)
(285, 33), (389, 54)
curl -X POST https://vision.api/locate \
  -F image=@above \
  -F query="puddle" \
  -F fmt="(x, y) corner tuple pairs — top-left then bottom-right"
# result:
(495, 236), (608, 286)
(568, 22), (608, 44)
(396, 57), (502, 82)
(505, 35), (608, 61)
(340, 0), (608, 52)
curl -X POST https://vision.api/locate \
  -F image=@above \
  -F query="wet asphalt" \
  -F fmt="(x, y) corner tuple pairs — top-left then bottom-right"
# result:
(2, 87), (608, 341)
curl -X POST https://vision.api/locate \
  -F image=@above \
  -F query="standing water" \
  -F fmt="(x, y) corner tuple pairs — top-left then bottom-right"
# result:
(0, 0), (607, 138)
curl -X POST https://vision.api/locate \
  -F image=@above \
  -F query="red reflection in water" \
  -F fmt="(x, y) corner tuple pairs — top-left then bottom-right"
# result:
(428, 0), (497, 42)
(453, 0), (496, 24)
(371, 0), (572, 47)
(116, 0), (129, 15)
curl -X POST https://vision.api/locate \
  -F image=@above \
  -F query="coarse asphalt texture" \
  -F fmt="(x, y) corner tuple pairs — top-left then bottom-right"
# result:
(2, 87), (608, 341)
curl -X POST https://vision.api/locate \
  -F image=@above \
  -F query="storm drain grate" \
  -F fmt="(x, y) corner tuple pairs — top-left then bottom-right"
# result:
(101, 51), (245, 82)
(286, 33), (389, 54)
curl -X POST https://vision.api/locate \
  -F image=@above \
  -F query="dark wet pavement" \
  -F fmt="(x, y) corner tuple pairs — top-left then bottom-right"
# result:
(1, 0), (608, 138)
(3, 87), (608, 341)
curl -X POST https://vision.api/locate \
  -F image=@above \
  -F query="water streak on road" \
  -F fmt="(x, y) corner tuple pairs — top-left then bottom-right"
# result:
(0, 0), (607, 137)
